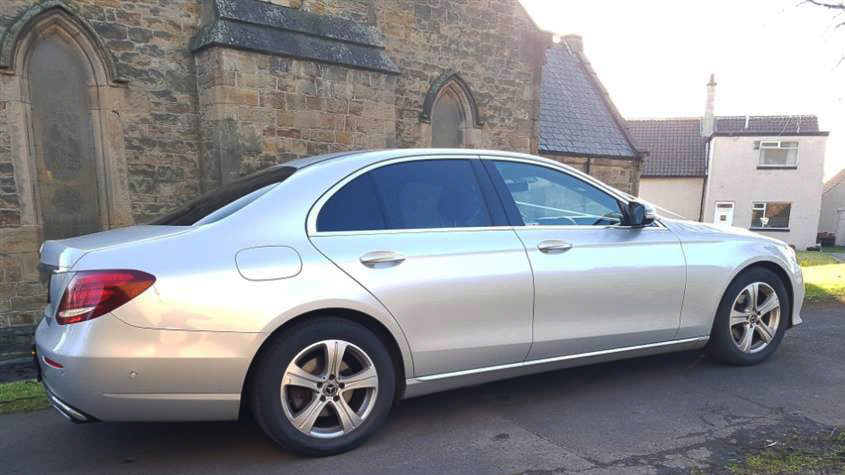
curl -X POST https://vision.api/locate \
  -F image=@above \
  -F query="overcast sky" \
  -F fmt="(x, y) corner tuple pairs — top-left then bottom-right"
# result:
(520, 0), (844, 181)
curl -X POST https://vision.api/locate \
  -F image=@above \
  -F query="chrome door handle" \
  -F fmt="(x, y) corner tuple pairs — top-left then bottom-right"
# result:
(360, 251), (406, 267)
(537, 240), (573, 254)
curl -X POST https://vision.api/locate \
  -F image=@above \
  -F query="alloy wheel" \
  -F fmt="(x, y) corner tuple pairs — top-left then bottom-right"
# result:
(280, 339), (379, 438)
(729, 282), (781, 354)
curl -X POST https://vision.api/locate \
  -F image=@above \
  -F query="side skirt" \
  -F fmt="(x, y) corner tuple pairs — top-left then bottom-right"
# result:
(403, 336), (709, 399)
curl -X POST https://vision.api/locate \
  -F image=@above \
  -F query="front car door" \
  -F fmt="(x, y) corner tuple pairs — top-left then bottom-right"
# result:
(308, 156), (534, 376)
(483, 158), (687, 360)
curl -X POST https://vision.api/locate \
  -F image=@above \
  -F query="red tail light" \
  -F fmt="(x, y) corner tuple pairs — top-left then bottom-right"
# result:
(56, 270), (156, 325)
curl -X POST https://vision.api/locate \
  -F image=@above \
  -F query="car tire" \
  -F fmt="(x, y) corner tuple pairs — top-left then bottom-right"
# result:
(705, 267), (790, 366)
(249, 317), (396, 456)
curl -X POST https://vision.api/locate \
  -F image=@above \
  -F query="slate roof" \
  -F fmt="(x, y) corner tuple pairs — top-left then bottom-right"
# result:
(714, 115), (819, 135)
(628, 119), (708, 177)
(539, 43), (639, 158)
(190, 0), (399, 74)
(630, 114), (826, 177)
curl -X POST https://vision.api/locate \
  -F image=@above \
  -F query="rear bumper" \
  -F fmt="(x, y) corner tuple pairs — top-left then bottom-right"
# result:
(43, 383), (99, 423)
(34, 315), (265, 422)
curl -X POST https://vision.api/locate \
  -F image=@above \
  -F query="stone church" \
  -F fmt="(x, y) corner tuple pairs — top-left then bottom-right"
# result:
(0, 0), (642, 346)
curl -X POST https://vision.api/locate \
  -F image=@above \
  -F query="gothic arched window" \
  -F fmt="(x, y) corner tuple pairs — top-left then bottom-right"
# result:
(27, 35), (102, 239)
(421, 72), (482, 149)
(431, 87), (466, 148)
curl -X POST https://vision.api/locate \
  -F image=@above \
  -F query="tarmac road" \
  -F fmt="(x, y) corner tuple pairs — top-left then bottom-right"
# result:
(3, 303), (844, 475)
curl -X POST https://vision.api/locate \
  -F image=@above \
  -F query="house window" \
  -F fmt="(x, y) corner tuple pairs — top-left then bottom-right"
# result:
(751, 202), (791, 230)
(756, 141), (798, 168)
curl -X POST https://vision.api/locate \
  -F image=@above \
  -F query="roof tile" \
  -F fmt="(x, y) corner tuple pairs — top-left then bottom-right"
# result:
(539, 45), (638, 158)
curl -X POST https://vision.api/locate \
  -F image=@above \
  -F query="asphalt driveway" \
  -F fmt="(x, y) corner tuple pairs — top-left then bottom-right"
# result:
(3, 304), (844, 475)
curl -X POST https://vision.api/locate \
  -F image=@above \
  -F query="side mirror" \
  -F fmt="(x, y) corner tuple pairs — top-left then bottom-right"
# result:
(627, 200), (656, 227)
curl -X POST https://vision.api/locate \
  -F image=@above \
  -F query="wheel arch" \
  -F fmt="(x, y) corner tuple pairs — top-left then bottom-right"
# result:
(240, 307), (408, 417)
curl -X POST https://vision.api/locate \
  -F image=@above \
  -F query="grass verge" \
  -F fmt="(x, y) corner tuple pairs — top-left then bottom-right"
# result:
(728, 430), (845, 475)
(0, 379), (49, 415)
(803, 263), (845, 303)
(797, 251), (840, 267)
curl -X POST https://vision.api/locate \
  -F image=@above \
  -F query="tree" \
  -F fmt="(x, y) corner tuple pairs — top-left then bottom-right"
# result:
(804, 0), (845, 28)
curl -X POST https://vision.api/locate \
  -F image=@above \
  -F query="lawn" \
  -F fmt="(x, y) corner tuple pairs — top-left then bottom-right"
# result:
(796, 251), (839, 267)
(797, 249), (845, 302)
(803, 263), (845, 302)
(0, 379), (49, 415)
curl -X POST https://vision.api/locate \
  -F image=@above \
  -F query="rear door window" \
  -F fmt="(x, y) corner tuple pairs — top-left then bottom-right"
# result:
(317, 174), (386, 232)
(370, 160), (492, 230)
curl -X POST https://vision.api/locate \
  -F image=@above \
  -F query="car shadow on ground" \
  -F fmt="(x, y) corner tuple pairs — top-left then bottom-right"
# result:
(55, 349), (710, 460)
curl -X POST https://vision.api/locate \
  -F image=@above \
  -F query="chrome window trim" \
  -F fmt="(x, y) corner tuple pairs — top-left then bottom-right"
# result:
(415, 336), (710, 381)
(306, 152), (642, 236)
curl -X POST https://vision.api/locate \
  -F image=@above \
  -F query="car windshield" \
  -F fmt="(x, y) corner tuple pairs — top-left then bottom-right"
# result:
(152, 166), (296, 226)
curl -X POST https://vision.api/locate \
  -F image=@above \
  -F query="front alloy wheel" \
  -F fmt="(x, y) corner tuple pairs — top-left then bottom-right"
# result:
(706, 267), (789, 366)
(729, 282), (781, 354)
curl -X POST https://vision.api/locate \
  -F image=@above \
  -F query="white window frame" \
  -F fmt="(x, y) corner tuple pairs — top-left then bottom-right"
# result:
(757, 140), (799, 168)
(750, 201), (791, 230)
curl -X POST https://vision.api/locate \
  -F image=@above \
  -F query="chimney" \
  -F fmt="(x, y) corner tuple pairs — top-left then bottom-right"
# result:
(562, 34), (583, 54)
(702, 74), (717, 136)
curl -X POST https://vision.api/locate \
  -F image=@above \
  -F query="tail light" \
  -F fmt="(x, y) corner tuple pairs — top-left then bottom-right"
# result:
(56, 270), (156, 325)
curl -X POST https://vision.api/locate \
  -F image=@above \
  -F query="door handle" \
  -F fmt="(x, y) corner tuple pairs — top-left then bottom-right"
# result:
(537, 240), (573, 254)
(360, 251), (406, 267)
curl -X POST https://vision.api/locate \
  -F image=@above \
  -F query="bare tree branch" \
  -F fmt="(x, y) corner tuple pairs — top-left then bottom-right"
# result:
(804, 0), (845, 9)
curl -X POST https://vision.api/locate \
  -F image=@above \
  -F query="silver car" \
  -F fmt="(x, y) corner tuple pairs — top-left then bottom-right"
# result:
(35, 149), (803, 455)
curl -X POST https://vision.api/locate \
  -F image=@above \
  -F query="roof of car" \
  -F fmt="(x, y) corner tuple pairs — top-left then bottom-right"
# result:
(287, 148), (549, 169)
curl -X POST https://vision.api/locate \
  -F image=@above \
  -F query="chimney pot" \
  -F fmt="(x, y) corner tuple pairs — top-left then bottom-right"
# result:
(702, 74), (717, 136)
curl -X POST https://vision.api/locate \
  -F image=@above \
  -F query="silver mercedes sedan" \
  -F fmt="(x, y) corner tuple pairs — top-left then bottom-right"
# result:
(35, 149), (803, 456)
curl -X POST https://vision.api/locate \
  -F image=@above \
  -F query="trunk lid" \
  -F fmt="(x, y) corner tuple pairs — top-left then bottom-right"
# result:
(39, 225), (191, 271)
(39, 225), (190, 321)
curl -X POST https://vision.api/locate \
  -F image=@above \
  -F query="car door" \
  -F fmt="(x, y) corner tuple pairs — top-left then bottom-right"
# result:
(483, 158), (687, 360)
(308, 157), (534, 377)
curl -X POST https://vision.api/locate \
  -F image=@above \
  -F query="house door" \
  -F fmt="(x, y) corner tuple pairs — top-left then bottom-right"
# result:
(714, 202), (735, 227)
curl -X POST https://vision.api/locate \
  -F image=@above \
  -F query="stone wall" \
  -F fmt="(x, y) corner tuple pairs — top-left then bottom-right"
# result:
(544, 155), (641, 195)
(0, 0), (203, 343)
(195, 47), (397, 188)
(0, 0), (638, 354)
(374, 0), (544, 151)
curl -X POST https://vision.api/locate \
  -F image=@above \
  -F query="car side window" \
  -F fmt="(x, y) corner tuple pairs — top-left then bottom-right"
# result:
(370, 160), (492, 230)
(317, 173), (386, 232)
(492, 161), (624, 226)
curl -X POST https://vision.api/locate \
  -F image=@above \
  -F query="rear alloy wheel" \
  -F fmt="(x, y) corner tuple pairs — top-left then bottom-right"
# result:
(706, 268), (789, 366)
(281, 339), (379, 438)
(250, 318), (395, 456)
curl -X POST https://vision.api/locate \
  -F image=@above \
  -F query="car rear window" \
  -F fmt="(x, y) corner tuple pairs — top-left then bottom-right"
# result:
(152, 166), (296, 226)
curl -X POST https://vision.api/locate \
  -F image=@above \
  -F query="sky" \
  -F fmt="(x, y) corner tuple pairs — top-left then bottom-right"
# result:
(520, 0), (845, 181)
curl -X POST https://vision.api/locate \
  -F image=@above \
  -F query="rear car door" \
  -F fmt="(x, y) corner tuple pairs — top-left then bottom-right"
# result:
(308, 156), (534, 377)
(484, 158), (687, 360)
